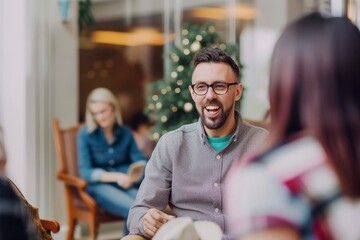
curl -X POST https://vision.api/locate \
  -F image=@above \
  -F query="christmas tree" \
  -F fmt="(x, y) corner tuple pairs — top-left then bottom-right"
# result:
(147, 22), (239, 140)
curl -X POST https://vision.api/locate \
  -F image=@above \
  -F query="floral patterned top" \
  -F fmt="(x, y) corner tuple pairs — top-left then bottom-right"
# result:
(225, 136), (360, 240)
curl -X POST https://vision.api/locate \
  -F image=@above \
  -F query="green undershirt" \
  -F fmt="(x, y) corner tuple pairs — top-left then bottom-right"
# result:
(207, 133), (234, 151)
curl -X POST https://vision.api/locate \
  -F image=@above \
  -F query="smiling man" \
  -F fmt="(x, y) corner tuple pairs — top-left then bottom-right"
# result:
(126, 47), (268, 240)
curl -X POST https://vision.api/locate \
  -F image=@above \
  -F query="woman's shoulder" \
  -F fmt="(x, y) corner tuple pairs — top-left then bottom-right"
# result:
(78, 125), (101, 141)
(259, 136), (325, 181)
(78, 125), (90, 136)
(235, 136), (338, 202)
(0, 177), (17, 198)
(227, 136), (329, 205)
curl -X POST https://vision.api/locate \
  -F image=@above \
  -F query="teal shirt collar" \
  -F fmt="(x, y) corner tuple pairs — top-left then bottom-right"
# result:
(207, 133), (234, 151)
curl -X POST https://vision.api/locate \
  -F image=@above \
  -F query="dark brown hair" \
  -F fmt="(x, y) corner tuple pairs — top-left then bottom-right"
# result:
(269, 12), (360, 198)
(193, 47), (240, 81)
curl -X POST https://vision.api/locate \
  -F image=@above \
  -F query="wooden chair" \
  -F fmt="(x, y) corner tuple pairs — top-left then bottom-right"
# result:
(243, 109), (270, 130)
(40, 219), (61, 236)
(244, 118), (270, 130)
(8, 177), (60, 238)
(53, 118), (122, 240)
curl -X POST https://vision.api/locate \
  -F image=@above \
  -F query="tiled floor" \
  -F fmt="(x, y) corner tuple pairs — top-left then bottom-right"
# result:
(53, 221), (124, 240)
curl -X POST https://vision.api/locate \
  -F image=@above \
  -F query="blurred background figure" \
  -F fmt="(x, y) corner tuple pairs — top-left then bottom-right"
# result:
(77, 88), (147, 235)
(129, 112), (156, 159)
(0, 128), (37, 240)
(225, 12), (360, 240)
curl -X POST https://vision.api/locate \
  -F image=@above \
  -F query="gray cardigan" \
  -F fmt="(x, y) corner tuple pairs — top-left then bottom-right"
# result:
(127, 111), (268, 240)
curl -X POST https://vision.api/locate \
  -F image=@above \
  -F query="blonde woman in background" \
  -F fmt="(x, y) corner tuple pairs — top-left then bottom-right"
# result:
(77, 88), (147, 235)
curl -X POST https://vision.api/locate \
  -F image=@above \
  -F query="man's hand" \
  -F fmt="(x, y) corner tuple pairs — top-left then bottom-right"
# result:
(143, 208), (175, 237)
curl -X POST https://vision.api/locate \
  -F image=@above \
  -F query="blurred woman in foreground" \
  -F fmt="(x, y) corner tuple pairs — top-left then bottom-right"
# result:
(225, 12), (360, 240)
(0, 128), (37, 239)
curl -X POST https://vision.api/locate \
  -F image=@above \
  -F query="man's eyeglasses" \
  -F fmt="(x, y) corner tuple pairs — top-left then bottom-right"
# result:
(190, 82), (238, 96)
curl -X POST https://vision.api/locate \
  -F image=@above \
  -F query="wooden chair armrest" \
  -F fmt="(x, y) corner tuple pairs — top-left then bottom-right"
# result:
(121, 235), (148, 240)
(57, 171), (87, 190)
(57, 171), (98, 210)
(40, 219), (60, 234)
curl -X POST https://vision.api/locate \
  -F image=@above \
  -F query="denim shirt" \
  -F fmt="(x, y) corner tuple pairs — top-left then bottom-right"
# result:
(77, 124), (147, 182)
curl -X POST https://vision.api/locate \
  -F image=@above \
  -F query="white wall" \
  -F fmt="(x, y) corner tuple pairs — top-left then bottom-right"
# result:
(240, 0), (335, 120)
(240, 0), (288, 120)
(0, 0), (28, 191)
(52, 0), (79, 224)
(0, 0), (78, 225)
(0, 0), (2, 124)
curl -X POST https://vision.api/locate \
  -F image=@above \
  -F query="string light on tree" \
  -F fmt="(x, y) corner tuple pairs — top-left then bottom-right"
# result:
(182, 38), (190, 45)
(171, 71), (178, 78)
(156, 102), (162, 109)
(171, 53), (180, 62)
(191, 41), (201, 52)
(148, 103), (155, 110)
(184, 102), (193, 112)
(177, 65), (184, 72)
(161, 116), (168, 123)
(220, 43), (227, 50)
(171, 105), (178, 112)
(153, 132), (160, 140)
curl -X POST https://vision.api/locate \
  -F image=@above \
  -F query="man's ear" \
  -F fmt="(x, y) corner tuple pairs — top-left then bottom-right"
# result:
(234, 83), (243, 101)
(189, 85), (196, 99)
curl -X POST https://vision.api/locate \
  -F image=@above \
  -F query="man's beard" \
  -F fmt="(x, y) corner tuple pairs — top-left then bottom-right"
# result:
(200, 101), (233, 130)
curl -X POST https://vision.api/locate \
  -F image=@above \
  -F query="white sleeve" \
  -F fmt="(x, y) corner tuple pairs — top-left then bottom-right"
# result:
(225, 163), (310, 237)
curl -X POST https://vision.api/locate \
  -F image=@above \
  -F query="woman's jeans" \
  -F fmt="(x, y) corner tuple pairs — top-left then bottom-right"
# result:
(87, 182), (138, 235)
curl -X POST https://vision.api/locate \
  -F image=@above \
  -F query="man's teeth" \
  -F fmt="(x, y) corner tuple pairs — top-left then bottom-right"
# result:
(206, 106), (220, 111)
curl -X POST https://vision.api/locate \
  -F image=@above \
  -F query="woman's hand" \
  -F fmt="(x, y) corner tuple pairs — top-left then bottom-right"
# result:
(116, 173), (134, 189)
(101, 172), (134, 189)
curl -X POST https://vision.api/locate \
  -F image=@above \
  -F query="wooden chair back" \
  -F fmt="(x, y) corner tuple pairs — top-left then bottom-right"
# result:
(53, 120), (87, 210)
(244, 118), (270, 130)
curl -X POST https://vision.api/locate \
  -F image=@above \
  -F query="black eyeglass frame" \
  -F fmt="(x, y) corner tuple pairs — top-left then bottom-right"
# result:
(190, 82), (239, 96)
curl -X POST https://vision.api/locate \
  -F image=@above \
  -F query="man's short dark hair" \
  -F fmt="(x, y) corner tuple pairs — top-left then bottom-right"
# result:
(129, 112), (154, 131)
(193, 47), (240, 81)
